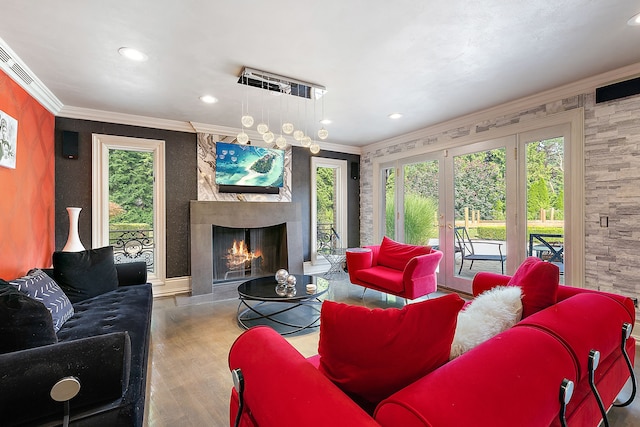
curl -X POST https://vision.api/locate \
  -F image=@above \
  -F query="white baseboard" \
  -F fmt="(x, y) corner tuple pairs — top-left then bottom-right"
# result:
(152, 276), (191, 297)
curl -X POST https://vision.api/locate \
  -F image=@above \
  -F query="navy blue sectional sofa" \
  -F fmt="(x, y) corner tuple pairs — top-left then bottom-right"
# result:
(0, 261), (152, 426)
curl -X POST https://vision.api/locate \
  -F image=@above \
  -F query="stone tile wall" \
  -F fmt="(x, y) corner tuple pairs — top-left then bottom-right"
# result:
(360, 92), (640, 299)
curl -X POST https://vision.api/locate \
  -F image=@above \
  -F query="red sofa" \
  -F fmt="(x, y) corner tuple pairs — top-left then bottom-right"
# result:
(228, 268), (636, 427)
(346, 236), (443, 300)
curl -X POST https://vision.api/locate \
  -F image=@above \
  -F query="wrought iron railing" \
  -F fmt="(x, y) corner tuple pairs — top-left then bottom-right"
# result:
(109, 229), (154, 272)
(317, 223), (341, 254)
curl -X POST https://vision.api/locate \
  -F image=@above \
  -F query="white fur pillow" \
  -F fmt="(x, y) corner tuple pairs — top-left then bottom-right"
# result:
(450, 286), (523, 359)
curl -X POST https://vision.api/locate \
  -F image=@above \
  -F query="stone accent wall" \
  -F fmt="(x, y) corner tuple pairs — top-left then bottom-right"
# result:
(360, 92), (640, 299)
(584, 93), (640, 297)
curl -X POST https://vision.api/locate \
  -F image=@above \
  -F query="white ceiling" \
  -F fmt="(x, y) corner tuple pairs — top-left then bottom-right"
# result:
(1, 0), (640, 148)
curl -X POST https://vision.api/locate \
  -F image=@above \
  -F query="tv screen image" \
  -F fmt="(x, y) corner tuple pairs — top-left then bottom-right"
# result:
(215, 142), (285, 188)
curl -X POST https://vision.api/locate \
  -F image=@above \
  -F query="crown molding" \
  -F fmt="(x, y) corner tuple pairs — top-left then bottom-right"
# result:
(58, 106), (197, 133)
(0, 37), (63, 114)
(365, 61), (640, 152)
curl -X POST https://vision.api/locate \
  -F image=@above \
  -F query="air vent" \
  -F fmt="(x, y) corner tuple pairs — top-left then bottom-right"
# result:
(0, 45), (33, 85)
(0, 46), (10, 63)
(11, 63), (33, 85)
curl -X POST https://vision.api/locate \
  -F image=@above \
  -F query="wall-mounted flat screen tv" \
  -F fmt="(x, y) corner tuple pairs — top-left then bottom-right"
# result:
(215, 142), (285, 193)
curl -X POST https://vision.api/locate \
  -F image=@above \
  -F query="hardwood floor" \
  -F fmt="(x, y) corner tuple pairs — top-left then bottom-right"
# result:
(145, 275), (640, 426)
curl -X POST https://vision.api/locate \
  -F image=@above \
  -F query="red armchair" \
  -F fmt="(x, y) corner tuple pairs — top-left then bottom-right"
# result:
(346, 236), (443, 300)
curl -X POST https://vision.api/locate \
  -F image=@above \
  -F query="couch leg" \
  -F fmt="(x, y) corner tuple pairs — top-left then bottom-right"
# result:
(232, 368), (245, 427)
(50, 377), (81, 427)
(588, 350), (610, 427)
(559, 378), (574, 427)
(613, 323), (637, 407)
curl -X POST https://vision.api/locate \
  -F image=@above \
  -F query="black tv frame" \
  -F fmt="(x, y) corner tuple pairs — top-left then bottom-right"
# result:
(217, 184), (280, 194)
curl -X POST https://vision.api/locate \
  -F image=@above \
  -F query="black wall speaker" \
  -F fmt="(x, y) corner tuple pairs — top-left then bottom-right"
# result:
(62, 131), (79, 159)
(350, 162), (359, 180)
(596, 76), (640, 104)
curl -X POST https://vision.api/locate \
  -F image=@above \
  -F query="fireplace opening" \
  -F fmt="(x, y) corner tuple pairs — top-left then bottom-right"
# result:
(212, 224), (288, 283)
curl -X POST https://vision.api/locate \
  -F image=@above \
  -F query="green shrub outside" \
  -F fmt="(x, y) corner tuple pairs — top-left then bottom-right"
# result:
(386, 194), (438, 245)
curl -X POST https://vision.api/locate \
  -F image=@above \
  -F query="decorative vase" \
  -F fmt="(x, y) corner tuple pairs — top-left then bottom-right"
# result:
(62, 207), (85, 252)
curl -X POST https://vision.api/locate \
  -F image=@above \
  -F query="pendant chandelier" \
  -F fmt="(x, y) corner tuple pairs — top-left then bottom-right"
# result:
(237, 67), (328, 154)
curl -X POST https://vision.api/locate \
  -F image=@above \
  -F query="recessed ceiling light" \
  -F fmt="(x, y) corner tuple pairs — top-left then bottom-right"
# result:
(628, 12), (640, 26)
(118, 47), (148, 61)
(320, 119), (332, 125)
(200, 95), (218, 104)
(388, 113), (403, 119)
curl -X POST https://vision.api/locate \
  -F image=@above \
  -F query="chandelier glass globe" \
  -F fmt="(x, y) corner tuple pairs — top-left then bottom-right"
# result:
(301, 135), (312, 147)
(317, 128), (329, 140)
(309, 143), (320, 154)
(282, 122), (294, 134)
(275, 136), (287, 148)
(241, 115), (254, 128)
(293, 130), (304, 141)
(236, 132), (249, 145)
(262, 131), (275, 143)
(256, 122), (269, 135)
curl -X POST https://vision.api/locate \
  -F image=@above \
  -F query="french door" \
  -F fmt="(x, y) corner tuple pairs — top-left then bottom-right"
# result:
(379, 122), (577, 294)
(92, 134), (166, 284)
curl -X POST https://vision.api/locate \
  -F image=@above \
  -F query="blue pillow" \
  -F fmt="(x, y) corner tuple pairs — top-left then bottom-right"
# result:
(10, 269), (74, 332)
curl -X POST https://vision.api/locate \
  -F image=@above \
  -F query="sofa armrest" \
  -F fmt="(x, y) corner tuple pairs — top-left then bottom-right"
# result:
(115, 261), (148, 286)
(0, 332), (131, 426)
(472, 271), (511, 296)
(346, 248), (374, 284)
(403, 250), (443, 279)
(228, 326), (379, 427)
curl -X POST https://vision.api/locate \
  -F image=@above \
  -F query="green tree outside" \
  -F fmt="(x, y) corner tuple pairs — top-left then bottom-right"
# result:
(109, 149), (154, 229)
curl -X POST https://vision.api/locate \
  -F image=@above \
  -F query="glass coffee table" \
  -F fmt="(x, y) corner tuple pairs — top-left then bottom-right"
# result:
(237, 274), (330, 335)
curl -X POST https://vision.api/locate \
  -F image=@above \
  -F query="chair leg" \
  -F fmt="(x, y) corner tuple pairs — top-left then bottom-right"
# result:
(559, 378), (574, 427)
(458, 258), (464, 274)
(588, 350), (609, 427)
(613, 323), (637, 407)
(469, 260), (474, 271)
(361, 287), (367, 299)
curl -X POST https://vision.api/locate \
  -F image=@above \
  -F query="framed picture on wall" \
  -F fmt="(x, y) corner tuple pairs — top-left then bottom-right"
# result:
(0, 110), (18, 169)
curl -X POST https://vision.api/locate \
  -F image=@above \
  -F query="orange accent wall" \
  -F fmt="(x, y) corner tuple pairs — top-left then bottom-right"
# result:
(0, 70), (55, 279)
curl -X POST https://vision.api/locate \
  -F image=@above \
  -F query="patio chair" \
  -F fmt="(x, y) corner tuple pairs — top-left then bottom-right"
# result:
(454, 226), (506, 275)
(528, 233), (564, 274)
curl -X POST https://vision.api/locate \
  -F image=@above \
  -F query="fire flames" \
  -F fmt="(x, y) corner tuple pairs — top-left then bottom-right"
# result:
(226, 240), (262, 270)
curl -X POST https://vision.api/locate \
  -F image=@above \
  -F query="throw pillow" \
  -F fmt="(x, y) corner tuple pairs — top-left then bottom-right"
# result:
(9, 268), (74, 332)
(53, 246), (119, 303)
(318, 293), (464, 409)
(377, 236), (431, 271)
(450, 286), (523, 359)
(0, 281), (58, 354)
(507, 256), (559, 318)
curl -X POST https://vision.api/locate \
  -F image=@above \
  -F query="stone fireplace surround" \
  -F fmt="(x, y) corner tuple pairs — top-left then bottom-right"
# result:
(190, 201), (304, 300)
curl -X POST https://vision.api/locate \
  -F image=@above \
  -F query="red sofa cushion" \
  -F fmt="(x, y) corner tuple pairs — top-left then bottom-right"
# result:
(376, 236), (431, 271)
(318, 293), (464, 409)
(354, 266), (404, 294)
(507, 256), (559, 318)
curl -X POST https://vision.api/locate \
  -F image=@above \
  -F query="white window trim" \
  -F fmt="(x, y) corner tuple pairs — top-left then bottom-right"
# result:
(91, 134), (166, 285)
(310, 157), (348, 265)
